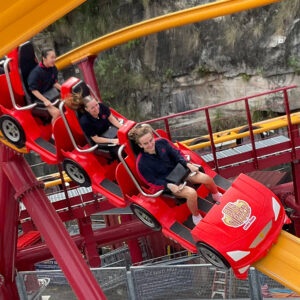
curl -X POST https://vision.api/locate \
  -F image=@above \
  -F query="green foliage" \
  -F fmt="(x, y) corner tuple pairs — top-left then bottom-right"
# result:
(124, 39), (141, 50)
(251, 109), (278, 123)
(165, 68), (174, 80)
(256, 67), (265, 77)
(211, 109), (246, 132)
(192, 64), (211, 78)
(272, 0), (300, 33)
(94, 49), (148, 121)
(288, 56), (300, 75)
(241, 73), (251, 82)
(49, 0), (135, 51)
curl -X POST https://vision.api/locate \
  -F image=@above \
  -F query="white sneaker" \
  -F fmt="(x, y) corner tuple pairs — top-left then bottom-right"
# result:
(212, 192), (222, 201)
(192, 214), (203, 225)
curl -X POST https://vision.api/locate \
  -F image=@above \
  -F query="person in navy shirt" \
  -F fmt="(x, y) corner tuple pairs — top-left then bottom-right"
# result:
(79, 96), (123, 157)
(27, 48), (61, 121)
(129, 124), (222, 225)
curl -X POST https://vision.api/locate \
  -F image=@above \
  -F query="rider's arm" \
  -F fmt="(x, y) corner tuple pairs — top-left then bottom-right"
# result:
(108, 114), (122, 129)
(137, 158), (166, 191)
(91, 135), (118, 145)
(31, 90), (52, 106)
(53, 82), (61, 90)
(164, 139), (187, 166)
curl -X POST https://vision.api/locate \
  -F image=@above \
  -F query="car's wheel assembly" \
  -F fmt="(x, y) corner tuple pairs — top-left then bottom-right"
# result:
(131, 204), (161, 231)
(63, 159), (91, 187)
(0, 115), (26, 148)
(197, 242), (230, 269)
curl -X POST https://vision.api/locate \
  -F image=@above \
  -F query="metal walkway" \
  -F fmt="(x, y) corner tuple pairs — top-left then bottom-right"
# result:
(201, 135), (290, 163)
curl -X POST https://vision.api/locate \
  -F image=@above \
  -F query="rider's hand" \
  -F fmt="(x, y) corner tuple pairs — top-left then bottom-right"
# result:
(167, 183), (180, 193)
(43, 99), (52, 107)
(111, 138), (119, 145)
(187, 163), (198, 173)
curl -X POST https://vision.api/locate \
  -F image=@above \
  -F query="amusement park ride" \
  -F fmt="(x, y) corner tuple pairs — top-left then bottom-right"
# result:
(1, 0), (300, 299)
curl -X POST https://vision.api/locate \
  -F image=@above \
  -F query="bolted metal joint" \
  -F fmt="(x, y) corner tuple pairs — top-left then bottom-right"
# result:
(0, 274), (5, 286)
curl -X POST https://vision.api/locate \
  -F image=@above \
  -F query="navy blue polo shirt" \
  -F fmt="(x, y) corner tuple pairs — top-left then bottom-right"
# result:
(136, 138), (187, 191)
(27, 62), (58, 93)
(79, 103), (111, 139)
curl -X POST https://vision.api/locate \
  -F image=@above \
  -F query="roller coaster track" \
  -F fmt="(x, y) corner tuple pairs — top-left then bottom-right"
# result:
(254, 230), (300, 294)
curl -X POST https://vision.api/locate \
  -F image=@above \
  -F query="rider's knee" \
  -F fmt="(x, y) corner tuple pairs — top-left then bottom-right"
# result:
(185, 186), (197, 199)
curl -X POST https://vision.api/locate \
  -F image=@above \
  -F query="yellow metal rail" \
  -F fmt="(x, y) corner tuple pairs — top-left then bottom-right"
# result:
(254, 230), (300, 293)
(181, 112), (300, 150)
(56, 0), (281, 69)
(0, 0), (86, 57)
(0, 132), (27, 153)
(37, 172), (71, 188)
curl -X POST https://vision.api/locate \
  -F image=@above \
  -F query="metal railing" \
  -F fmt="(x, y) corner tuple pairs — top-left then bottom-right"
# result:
(16, 263), (295, 300)
(143, 86), (298, 173)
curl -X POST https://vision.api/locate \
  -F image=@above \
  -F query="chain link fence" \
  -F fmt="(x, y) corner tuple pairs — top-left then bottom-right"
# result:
(16, 264), (299, 300)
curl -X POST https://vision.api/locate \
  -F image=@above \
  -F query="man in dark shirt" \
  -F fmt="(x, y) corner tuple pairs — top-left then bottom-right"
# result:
(129, 124), (222, 225)
(79, 96), (122, 157)
(27, 48), (61, 121)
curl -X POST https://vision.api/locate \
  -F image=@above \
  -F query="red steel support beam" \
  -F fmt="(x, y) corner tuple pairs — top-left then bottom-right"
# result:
(244, 98), (258, 169)
(121, 215), (143, 263)
(1, 145), (106, 300)
(16, 219), (152, 268)
(77, 56), (101, 100)
(78, 216), (101, 267)
(0, 148), (19, 299)
(289, 122), (300, 237)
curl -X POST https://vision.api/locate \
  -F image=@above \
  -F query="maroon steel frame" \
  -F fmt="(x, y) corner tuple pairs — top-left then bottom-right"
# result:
(0, 144), (106, 300)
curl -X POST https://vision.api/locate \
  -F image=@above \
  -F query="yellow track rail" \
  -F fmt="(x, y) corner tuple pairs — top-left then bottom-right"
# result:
(0, 0), (86, 57)
(254, 230), (300, 293)
(37, 172), (71, 188)
(56, 0), (281, 69)
(182, 112), (300, 150)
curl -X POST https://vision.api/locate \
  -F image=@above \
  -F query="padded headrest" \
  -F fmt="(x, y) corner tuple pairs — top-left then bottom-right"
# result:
(18, 41), (38, 84)
(72, 80), (90, 98)
(129, 139), (142, 157)
(18, 41), (38, 103)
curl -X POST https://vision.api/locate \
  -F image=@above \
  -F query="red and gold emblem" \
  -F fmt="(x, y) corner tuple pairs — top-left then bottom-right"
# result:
(222, 199), (256, 230)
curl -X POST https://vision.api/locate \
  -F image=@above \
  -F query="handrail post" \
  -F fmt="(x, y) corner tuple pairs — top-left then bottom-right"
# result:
(118, 145), (163, 198)
(283, 89), (296, 160)
(205, 109), (219, 173)
(58, 102), (98, 153)
(244, 98), (258, 169)
(2, 58), (36, 111)
(164, 119), (172, 140)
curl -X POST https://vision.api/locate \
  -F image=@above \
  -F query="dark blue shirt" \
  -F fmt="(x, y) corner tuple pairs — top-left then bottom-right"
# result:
(79, 103), (111, 140)
(136, 138), (187, 191)
(27, 62), (58, 93)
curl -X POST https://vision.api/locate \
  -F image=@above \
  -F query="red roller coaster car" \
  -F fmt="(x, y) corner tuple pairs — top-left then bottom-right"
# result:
(113, 121), (289, 279)
(0, 42), (64, 164)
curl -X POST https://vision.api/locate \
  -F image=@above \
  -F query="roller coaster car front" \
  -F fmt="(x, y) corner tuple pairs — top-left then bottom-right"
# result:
(191, 173), (289, 279)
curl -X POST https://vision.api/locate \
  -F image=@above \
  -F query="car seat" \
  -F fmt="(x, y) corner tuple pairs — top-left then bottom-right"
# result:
(71, 80), (118, 160)
(18, 41), (58, 122)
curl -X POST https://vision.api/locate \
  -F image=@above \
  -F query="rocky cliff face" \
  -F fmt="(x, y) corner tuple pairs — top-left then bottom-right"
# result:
(36, 0), (300, 123)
